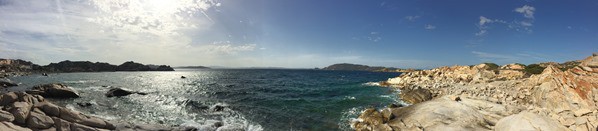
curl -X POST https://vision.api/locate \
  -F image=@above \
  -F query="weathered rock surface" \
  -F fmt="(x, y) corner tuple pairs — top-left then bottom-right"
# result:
(0, 92), (116, 130)
(353, 96), (518, 131)
(356, 53), (598, 131)
(495, 111), (568, 131)
(27, 83), (80, 98)
(399, 88), (432, 104)
(105, 88), (147, 97)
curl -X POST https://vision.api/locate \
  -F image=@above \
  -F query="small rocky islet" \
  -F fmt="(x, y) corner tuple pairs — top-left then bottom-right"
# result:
(353, 53), (598, 131)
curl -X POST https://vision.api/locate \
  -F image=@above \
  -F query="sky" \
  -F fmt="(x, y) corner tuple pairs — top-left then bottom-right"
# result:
(0, 0), (597, 69)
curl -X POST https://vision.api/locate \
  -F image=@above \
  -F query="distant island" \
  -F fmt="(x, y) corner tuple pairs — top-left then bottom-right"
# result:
(0, 59), (174, 77)
(174, 66), (210, 69)
(321, 63), (415, 72)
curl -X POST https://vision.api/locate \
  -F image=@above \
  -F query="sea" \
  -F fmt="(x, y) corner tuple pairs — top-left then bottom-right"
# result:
(7, 69), (402, 131)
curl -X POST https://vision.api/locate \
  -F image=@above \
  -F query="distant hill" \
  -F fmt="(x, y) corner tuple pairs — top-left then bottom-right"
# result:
(10, 60), (176, 72)
(322, 63), (401, 72)
(174, 66), (210, 69)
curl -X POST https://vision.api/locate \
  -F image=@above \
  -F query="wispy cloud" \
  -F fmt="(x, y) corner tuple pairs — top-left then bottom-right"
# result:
(425, 24), (436, 30)
(405, 15), (420, 21)
(368, 31), (381, 42)
(472, 51), (521, 63)
(514, 5), (536, 19)
(471, 51), (552, 64)
(474, 5), (536, 37)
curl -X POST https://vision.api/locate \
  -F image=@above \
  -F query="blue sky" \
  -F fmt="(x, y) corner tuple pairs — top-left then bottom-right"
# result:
(0, 0), (596, 68)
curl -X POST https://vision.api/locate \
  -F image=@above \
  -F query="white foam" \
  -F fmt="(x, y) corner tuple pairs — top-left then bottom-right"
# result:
(344, 96), (356, 100)
(362, 82), (381, 86)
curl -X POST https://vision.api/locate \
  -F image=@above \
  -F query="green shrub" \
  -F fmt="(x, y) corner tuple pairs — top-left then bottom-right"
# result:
(524, 64), (545, 74)
(559, 61), (581, 71)
(484, 63), (499, 70)
(514, 63), (526, 67)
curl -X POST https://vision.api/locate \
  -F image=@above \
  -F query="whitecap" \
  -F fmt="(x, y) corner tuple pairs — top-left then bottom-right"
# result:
(344, 96), (356, 100)
(362, 82), (381, 86)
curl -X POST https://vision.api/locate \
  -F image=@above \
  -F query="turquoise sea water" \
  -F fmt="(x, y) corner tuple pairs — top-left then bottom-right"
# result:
(8, 69), (401, 130)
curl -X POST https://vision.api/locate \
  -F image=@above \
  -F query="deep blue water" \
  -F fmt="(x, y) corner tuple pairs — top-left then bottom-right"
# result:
(7, 69), (401, 131)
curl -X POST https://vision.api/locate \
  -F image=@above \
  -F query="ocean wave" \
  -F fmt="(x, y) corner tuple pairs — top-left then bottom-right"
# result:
(362, 82), (381, 86)
(63, 80), (99, 84)
(338, 107), (365, 130)
(344, 96), (356, 100)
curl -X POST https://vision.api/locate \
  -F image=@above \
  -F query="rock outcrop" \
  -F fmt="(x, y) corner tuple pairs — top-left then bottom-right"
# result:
(399, 88), (432, 104)
(494, 111), (568, 131)
(354, 53), (598, 131)
(0, 92), (115, 130)
(0, 80), (18, 88)
(26, 83), (80, 98)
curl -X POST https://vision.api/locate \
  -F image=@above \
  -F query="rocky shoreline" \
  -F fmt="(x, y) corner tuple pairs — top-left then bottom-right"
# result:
(0, 83), (206, 131)
(353, 53), (598, 131)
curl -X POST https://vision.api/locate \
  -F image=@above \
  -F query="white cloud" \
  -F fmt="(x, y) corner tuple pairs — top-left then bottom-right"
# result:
(368, 36), (382, 42)
(479, 16), (493, 26)
(425, 24), (436, 30)
(0, 0), (264, 66)
(475, 5), (536, 36)
(405, 15), (420, 21)
(370, 32), (379, 35)
(514, 5), (536, 19)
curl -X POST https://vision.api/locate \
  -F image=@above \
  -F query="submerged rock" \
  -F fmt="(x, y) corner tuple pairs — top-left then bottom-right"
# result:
(26, 83), (80, 98)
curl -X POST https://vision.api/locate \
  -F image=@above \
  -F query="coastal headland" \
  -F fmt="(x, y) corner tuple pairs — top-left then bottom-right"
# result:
(352, 53), (598, 131)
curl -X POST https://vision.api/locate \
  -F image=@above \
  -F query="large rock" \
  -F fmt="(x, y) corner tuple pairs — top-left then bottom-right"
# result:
(0, 80), (18, 87)
(495, 111), (568, 131)
(496, 70), (525, 80)
(0, 92), (18, 106)
(9, 101), (32, 124)
(389, 98), (493, 130)
(400, 88), (432, 104)
(35, 102), (61, 116)
(27, 83), (80, 98)
(500, 63), (525, 70)
(0, 110), (14, 122)
(26, 111), (54, 129)
(52, 117), (71, 131)
(0, 121), (32, 131)
(353, 97), (494, 131)
(352, 108), (384, 131)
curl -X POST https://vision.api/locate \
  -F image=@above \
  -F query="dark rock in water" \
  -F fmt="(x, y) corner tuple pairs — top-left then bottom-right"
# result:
(42, 73), (48, 76)
(400, 88), (432, 104)
(0, 80), (18, 87)
(77, 102), (93, 107)
(211, 105), (226, 112)
(181, 76), (186, 79)
(213, 121), (223, 128)
(105, 88), (133, 97)
(27, 83), (80, 98)
(105, 88), (146, 97)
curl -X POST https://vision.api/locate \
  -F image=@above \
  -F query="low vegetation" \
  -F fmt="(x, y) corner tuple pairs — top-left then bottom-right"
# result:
(524, 64), (545, 74)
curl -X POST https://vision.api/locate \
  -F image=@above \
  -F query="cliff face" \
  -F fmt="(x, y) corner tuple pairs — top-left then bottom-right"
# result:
(354, 53), (598, 131)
